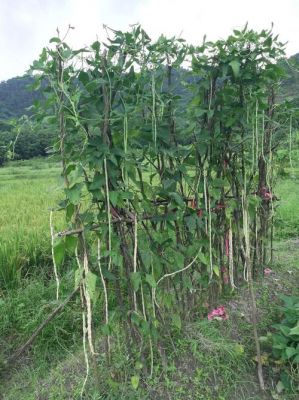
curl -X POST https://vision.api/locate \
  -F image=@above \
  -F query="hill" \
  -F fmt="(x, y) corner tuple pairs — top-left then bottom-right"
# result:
(279, 53), (299, 104)
(0, 75), (39, 120)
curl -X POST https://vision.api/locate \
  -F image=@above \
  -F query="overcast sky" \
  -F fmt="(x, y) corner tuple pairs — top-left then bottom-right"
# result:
(1, 0), (299, 81)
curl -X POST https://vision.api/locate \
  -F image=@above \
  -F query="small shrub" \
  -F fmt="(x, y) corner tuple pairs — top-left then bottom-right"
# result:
(267, 295), (299, 393)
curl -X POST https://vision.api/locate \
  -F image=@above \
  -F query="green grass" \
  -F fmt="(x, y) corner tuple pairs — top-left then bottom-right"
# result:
(275, 176), (299, 239)
(2, 264), (298, 400)
(0, 158), (63, 288)
(1, 241), (298, 399)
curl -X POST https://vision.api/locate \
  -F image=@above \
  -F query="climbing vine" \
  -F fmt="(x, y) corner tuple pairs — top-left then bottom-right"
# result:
(31, 24), (290, 390)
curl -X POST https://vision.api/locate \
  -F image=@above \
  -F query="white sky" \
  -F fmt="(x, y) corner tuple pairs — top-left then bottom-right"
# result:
(0, 0), (299, 81)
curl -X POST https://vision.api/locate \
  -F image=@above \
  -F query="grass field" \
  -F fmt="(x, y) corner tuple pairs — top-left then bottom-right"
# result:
(0, 158), (298, 399)
(275, 178), (299, 239)
(0, 158), (63, 288)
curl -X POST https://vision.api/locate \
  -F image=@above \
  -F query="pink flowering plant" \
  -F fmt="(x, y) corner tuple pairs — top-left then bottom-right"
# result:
(208, 305), (228, 321)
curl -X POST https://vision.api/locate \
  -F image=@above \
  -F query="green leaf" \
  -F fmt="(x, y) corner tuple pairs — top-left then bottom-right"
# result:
(62, 49), (72, 59)
(85, 79), (105, 93)
(65, 235), (78, 253)
(140, 250), (152, 271)
(89, 174), (105, 190)
(229, 60), (240, 78)
(111, 252), (123, 267)
(169, 192), (185, 207)
(172, 314), (181, 330)
(102, 267), (116, 281)
(140, 320), (150, 335)
(130, 272), (141, 292)
(65, 183), (82, 205)
(198, 252), (208, 265)
(174, 252), (184, 268)
(68, 164), (83, 187)
(120, 191), (134, 200)
(109, 191), (119, 207)
(78, 71), (90, 86)
(213, 265), (220, 277)
(279, 325), (291, 336)
(145, 274), (157, 288)
(91, 40), (101, 52)
(86, 271), (98, 302)
(49, 37), (61, 44)
(131, 312), (142, 327)
(276, 381), (284, 394)
(285, 347), (297, 359)
(131, 375), (139, 390)
(66, 203), (75, 222)
(290, 325), (299, 336)
(53, 240), (65, 265)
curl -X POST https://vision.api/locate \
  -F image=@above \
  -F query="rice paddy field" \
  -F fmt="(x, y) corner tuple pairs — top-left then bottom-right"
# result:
(0, 158), (63, 289)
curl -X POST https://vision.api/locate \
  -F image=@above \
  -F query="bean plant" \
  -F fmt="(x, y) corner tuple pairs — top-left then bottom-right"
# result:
(31, 24), (291, 390)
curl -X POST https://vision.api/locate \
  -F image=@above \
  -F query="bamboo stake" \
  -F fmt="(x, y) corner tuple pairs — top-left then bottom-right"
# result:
(242, 191), (265, 391)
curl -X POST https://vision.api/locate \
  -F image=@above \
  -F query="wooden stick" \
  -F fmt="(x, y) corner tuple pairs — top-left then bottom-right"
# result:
(240, 244), (265, 391)
(7, 287), (79, 366)
(55, 205), (229, 239)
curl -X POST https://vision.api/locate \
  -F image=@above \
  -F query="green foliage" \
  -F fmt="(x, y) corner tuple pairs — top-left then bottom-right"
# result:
(0, 117), (56, 164)
(0, 75), (55, 165)
(265, 295), (299, 393)
(0, 75), (39, 120)
(0, 144), (6, 166)
(272, 295), (299, 363)
(26, 24), (296, 385)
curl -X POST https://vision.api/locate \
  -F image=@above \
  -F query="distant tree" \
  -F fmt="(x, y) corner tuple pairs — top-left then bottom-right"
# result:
(0, 145), (6, 166)
(0, 117), (56, 164)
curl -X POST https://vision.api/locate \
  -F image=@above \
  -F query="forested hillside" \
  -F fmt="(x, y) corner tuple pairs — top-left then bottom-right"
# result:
(0, 52), (298, 165)
(0, 75), (38, 119)
(279, 53), (299, 103)
(0, 76), (54, 164)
